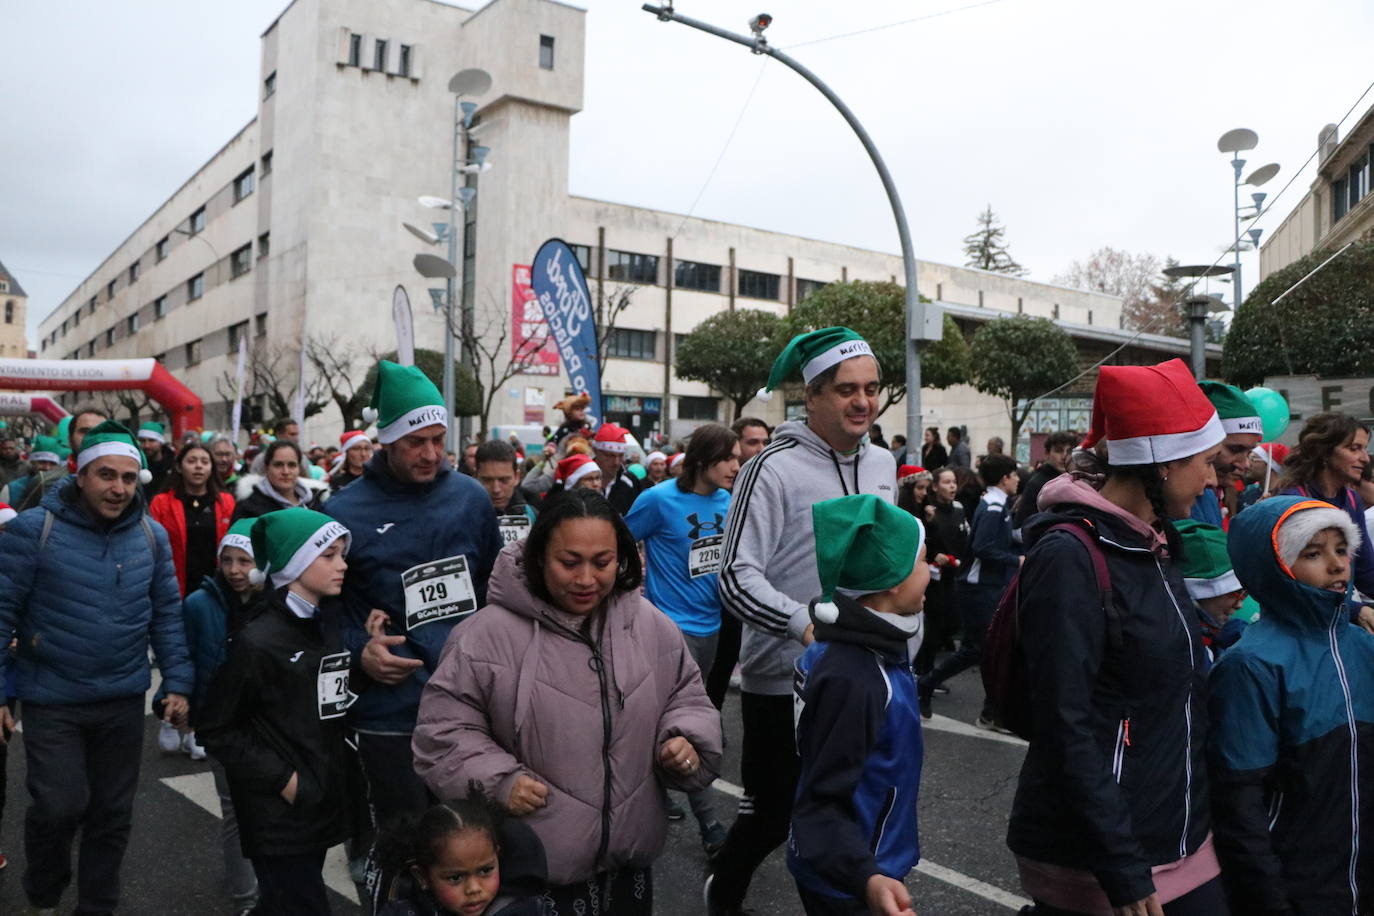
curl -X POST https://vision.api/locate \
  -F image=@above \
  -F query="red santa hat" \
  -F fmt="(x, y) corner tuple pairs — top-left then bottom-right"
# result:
(0, 503), (15, 526)
(592, 422), (629, 454)
(1081, 358), (1224, 465)
(556, 453), (600, 488)
(669, 452), (686, 470)
(340, 430), (370, 451)
(1251, 442), (1290, 474)
(897, 464), (925, 480)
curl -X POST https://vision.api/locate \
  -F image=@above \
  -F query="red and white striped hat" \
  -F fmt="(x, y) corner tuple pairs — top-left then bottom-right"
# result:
(1081, 359), (1224, 465)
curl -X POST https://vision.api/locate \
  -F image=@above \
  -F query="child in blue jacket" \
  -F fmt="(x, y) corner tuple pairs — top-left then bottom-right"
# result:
(787, 494), (928, 916)
(1210, 496), (1374, 915)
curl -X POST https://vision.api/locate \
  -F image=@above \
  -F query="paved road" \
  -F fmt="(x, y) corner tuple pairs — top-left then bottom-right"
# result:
(0, 670), (1030, 915)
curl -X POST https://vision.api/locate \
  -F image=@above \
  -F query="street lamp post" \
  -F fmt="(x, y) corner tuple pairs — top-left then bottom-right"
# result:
(1216, 128), (1279, 309)
(642, 5), (938, 451)
(1163, 264), (1234, 379)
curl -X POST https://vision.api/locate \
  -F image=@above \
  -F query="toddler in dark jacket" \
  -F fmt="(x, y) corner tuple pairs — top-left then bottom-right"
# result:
(788, 494), (927, 916)
(376, 789), (549, 916)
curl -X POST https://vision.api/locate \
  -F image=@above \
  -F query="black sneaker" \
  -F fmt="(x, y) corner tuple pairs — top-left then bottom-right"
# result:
(919, 692), (932, 720)
(665, 796), (686, 820)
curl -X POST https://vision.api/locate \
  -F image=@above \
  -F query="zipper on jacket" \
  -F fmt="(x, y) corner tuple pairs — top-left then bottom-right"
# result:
(1155, 557), (1195, 859)
(869, 787), (897, 853)
(1112, 718), (1130, 784)
(1328, 619), (1361, 906)
(586, 642), (614, 870)
(1266, 790), (1284, 832)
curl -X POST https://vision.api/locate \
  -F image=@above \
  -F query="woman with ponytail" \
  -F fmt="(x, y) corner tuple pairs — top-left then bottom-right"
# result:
(1006, 359), (1230, 916)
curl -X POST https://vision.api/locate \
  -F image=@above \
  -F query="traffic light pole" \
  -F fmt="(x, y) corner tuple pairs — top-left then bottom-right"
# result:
(643, 5), (926, 453)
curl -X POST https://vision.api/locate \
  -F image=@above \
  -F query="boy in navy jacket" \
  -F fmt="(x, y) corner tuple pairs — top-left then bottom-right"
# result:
(919, 453), (1020, 727)
(788, 494), (928, 916)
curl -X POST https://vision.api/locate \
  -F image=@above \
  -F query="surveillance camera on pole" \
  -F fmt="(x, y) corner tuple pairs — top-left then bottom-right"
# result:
(749, 13), (772, 36)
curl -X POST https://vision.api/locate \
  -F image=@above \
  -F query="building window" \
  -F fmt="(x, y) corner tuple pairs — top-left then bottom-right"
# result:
(258, 232), (270, 259)
(190, 206), (206, 235)
(255, 312), (268, 337)
(539, 35), (555, 70)
(230, 244), (253, 278)
(674, 260), (721, 293)
(607, 328), (656, 360)
(1088, 309), (1094, 325)
(1017, 296), (1024, 313)
(569, 244), (592, 273)
(374, 39), (387, 71)
(72, 309), (80, 328)
(188, 273), (204, 301)
(233, 167), (255, 203)
(796, 278), (827, 302)
(936, 283), (943, 300)
(89, 298), (96, 315)
(1052, 303), (1060, 319)
(155, 295), (168, 319)
(156, 236), (169, 261)
(129, 261), (140, 282)
(398, 44), (412, 77)
(978, 290), (985, 307)
(261, 149), (273, 177)
(106, 279), (116, 299)
(678, 396), (719, 421)
(228, 320), (249, 354)
(185, 338), (202, 367)
(0, 280), (6, 292)
(4, 301), (12, 324)
(606, 249), (658, 284)
(348, 33), (362, 66)
(263, 70), (276, 98)
(87, 340), (96, 358)
(127, 313), (139, 334)
(105, 328), (116, 347)
(61, 318), (68, 335)
(738, 269), (780, 301)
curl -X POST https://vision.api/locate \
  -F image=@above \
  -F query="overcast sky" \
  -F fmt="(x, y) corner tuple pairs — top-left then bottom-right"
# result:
(4, 0), (1372, 348)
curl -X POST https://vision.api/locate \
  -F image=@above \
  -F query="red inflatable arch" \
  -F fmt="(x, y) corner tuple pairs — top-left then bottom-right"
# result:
(0, 393), (69, 428)
(0, 358), (203, 441)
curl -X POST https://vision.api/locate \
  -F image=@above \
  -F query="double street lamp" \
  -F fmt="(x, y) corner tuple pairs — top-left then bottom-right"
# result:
(405, 68), (492, 451)
(1216, 128), (1279, 308)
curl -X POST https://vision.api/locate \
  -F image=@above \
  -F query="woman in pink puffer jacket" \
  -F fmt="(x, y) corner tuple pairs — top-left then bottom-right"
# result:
(414, 488), (724, 915)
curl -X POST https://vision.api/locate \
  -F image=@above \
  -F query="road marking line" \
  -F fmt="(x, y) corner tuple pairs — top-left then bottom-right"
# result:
(709, 777), (1029, 910)
(915, 860), (1030, 910)
(924, 713), (1029, 747)
(160, 772), (359, 905)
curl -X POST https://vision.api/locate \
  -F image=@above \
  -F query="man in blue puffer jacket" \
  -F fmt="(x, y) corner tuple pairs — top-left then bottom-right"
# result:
(325, 361), (500, 900)
(0, 420), (193, 915)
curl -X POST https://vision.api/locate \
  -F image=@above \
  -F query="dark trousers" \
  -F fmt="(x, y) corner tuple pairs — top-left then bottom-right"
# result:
(251, 849), (330, 915)
(710, 692), (800, 908)
(798, 886), (868, 915)
(923, 582), (1002, 718)
(358, 732), (433, 910)
(543, 867), (652, 915)
(21, 695), (144, 914)
(706, 612), (742, 711)
(914, 578), (959, 677)
(1031, 876), (1230, 915)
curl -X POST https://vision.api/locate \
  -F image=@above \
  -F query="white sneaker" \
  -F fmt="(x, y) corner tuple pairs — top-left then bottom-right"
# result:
(158, 721), (181, 753)
(181, 731), (207, 761)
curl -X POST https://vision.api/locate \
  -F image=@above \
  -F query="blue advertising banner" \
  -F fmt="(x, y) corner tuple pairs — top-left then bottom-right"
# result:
(532, 238), (603, 424)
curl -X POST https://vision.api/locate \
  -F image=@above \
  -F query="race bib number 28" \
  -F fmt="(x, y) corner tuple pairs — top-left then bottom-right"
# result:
(317, 652), (354, 720)
(402, 556), (477, 631)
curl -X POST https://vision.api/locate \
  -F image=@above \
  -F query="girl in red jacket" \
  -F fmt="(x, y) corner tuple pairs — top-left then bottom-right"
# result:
(148, 440), (236, 596)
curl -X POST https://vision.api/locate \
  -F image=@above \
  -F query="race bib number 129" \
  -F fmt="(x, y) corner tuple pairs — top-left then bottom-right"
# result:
(402, 556), (477, 631)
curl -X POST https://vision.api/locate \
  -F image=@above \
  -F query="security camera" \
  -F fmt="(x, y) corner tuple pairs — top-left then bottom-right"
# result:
(749, 13), (772, 34)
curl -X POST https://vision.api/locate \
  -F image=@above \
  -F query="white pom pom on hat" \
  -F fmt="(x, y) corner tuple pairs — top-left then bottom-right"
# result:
(755, 387), (773, 402)
(248, 567), (267, 585)
(361, 406), (378, 424)
(138, 469), (153, 485)
(812, 601), (839, 624)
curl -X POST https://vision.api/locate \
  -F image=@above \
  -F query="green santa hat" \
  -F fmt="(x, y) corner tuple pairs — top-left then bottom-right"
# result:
(28, 435), (66, 466)
(137, 421), (167, 444)
(360, 360), (448, 444)
(1176, 520), (1242, 600)
(811, 493), (924, 624)
(218, 518), (256, 559)
(247, 508), (351, 588)
(757, 326), (874, 402)
(1199, 381), (1262, 437)
(76, 420), (152, 485)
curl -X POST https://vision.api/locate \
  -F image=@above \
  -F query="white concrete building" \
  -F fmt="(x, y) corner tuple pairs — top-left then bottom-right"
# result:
(40, 0), (1194, 455)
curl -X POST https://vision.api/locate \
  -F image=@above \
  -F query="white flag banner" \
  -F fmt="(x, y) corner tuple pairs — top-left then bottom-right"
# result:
(393, 285), (415, 367)
(229, 334), (248, 446)
(292, 345), (306, 429)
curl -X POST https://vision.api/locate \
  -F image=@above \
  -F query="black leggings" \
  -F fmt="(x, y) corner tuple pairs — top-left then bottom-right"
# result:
(1031, 876), (1230, 916)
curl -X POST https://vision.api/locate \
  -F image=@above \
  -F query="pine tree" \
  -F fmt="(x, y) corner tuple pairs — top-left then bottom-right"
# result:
(962, 204), (1027, 276)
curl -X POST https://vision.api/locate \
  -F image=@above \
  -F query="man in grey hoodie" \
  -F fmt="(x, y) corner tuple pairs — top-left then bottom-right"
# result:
(706, 326), (897, 915)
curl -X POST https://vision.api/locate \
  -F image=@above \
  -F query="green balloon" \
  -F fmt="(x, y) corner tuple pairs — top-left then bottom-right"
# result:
(1245, 386), (1290, 441)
